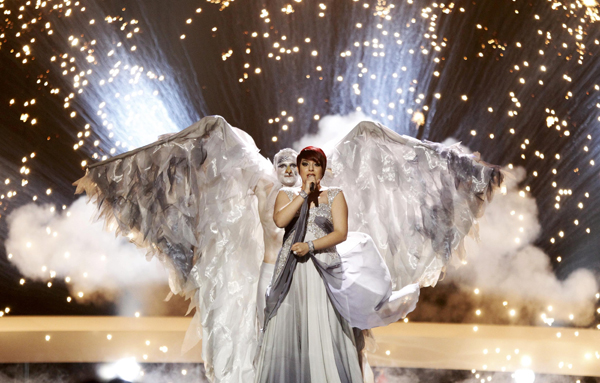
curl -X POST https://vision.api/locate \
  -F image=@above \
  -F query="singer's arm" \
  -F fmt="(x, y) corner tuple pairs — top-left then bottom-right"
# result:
(273, 190), (305, 228)
(274, 175), (315, 228)
(311, 190), (348, 249)
(289, 190), (348, 256)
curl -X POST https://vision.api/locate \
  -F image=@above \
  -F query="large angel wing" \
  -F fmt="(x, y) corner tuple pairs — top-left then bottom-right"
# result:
(325, 121), (502, 289)
(74, 116), (272, 382)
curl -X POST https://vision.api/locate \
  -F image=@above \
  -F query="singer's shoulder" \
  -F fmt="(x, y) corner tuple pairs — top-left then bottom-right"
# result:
(279, 186), (300, 201)
(325, 186), (343, 201)
(280, 186), (300, 193)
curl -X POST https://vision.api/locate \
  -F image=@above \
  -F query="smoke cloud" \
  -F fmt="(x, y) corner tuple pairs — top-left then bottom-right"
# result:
(0, 362), (208, 383)
(447, 163), (598, 325)
(5, 197), (168, 307)
(292, 111), (376, 152)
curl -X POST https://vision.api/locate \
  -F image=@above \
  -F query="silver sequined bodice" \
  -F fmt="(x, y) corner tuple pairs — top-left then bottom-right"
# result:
(271, 187), (343, 283)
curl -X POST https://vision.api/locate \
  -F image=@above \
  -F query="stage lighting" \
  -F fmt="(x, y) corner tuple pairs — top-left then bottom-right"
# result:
(97, 357), (141, 382)
(514, 368), (535, 383)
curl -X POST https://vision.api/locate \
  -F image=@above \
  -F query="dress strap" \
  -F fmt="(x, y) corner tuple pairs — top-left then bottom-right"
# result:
(327, 187), (342, 206)
(281, 187), (297, 202)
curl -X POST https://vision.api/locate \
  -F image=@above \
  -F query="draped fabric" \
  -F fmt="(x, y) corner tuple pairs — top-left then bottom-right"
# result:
(263, 195), (310, 328)
(264, 193), (419, 331)
(324, 121), (502, 290)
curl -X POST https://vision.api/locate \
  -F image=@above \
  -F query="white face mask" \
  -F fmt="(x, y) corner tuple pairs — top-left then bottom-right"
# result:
(276, 156), (298, 187)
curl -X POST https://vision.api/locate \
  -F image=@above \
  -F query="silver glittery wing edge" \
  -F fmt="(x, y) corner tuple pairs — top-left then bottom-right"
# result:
(73, 115), (272, 291)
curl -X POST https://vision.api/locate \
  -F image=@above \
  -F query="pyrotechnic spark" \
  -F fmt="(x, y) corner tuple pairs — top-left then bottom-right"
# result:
(0, 1), (599, 376)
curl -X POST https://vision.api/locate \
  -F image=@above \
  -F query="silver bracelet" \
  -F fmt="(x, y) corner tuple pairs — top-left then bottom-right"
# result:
(307, 241), (315, 253)
(299, 190), (308, 199)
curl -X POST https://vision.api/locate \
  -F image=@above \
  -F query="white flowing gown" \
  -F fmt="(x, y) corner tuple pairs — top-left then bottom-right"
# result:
(255, 188), (363, 383)
(255, 188), (420, 383)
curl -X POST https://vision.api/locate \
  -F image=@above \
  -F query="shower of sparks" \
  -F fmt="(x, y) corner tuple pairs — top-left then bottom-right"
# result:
(0, 0), (600, 376)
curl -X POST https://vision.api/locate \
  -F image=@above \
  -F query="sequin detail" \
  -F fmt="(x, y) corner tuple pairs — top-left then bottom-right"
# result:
(274, 234), (295, 283)
(281, 187), (297, 202)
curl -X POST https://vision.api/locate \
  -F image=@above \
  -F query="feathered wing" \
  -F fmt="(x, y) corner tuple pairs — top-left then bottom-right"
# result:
(325, 121), (502, 290)
(74, 115), (273, 382)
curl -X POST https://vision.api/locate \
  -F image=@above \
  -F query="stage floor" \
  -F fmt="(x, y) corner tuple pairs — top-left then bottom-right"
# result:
(0, 317), (598, 377)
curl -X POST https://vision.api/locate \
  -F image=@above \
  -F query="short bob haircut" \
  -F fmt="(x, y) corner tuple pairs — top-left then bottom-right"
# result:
(296, 146), (327, 171)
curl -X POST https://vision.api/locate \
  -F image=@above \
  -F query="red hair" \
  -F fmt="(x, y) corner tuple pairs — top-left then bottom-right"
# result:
(297, 146), (327, 170)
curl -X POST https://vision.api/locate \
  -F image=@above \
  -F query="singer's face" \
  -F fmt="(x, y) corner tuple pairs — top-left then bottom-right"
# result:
(299, 159), (323, 186)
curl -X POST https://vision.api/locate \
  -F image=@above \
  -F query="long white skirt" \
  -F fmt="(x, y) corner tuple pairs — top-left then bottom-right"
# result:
(255, 232), (364, 383)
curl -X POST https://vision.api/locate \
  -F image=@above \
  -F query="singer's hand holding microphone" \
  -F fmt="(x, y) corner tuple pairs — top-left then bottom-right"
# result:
(303, 174), (317, 194)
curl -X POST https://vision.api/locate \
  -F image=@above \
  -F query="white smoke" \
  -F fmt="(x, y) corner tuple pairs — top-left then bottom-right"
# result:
(0, 362), (209, 383)
(5, 197), (167, 303)
(292, 111), (376, 152)
(455, 164), (597, 325)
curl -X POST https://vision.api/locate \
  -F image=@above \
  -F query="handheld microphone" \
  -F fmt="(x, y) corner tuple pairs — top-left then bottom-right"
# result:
(310, 181), (315, 192)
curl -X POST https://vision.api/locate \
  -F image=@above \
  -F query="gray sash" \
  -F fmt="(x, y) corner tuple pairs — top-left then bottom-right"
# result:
(263, 198), (340, 330)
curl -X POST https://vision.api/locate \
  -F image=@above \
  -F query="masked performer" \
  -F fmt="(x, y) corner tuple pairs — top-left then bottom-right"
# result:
(75, 116), (501, 383)
(255, 148), (299, 327)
